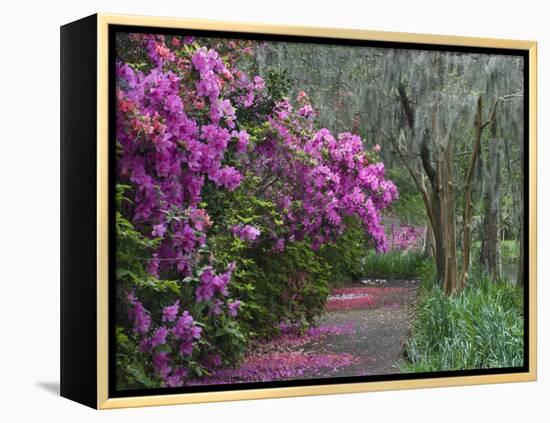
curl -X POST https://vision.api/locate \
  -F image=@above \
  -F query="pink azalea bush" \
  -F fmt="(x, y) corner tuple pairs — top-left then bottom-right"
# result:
(251, 95), (398, 252)
(387, 225), (426, 252)
(115, 32), (398, 388)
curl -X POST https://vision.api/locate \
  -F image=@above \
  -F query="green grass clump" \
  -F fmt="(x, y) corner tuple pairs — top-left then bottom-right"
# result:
(361, 250), (426, 279)
(402, 267), (524, 372)
(501, 239), (519, 264)
(472, 240), (519, 265)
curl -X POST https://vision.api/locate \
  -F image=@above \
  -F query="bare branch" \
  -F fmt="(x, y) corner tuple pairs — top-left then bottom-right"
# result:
(397, 83), (415, 130)
(389, 136), (436, 231)
(482, 92), (522, 128)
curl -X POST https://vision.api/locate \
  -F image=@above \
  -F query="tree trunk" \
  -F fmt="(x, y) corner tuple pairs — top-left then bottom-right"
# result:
(396, 83), (445, 285)
(504, 134), (520, 236)
(432, 185), (446, 284)
(419, 134), (446, 285)
(480, 206), (500, 278)
(480, 117), (501, 279)
(517, 212), (524, 287)
(424, 224), (435, 257)
(517, 131), (525, 287)
(439, 145), (458, 294)
(446, 146), (458, 294)
(459, 96), (488, 291)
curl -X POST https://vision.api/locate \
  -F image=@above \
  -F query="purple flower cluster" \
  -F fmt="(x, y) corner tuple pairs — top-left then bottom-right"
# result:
(116, 34), (265, 281)
(195, 262), (235, 303)
(228, 300), (241, 317)
(232, 224), (261, 242)
(387, 225), (426, 251)
(162, 300), (180, 322)
(127, 292), (151, 335)
(152, 352), (189, 387)
(145, 35), (175, 69)
(253, 93), (398, 252)
(130, 296), (203, 385)
(172, 310), (203, 356)
(232, 129), (250, 154)
(298, 104), (315, 119)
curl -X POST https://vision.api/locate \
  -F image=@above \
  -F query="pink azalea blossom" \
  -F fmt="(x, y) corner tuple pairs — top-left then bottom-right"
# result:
(232, 224), (261, 242)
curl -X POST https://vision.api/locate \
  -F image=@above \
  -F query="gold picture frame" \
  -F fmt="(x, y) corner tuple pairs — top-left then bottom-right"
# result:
(61, 13), (537, 409)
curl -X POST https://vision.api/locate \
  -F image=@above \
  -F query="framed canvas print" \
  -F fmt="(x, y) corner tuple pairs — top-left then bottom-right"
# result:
(60, 13), (537, 409)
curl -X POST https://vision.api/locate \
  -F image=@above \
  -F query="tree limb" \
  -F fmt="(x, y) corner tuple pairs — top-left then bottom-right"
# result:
(397, 83), (415, 131)
(390, 136), (436, 231)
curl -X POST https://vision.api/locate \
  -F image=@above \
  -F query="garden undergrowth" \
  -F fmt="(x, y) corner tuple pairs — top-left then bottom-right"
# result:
(401, 264), (524, 372)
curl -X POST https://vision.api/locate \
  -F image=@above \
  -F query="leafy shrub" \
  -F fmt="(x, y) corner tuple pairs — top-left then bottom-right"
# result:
(360, 250), (427, 279)
(115, 185), (164, 389)
(247, 242), (330, 334)
(320, 217), (369, 285)
(115, 185), (248, 389)
(402, 268), (524, 372)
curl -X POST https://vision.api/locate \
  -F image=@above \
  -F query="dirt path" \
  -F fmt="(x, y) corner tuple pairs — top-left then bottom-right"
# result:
(302, 278), (420, 378)
(193, 278), (420, 385)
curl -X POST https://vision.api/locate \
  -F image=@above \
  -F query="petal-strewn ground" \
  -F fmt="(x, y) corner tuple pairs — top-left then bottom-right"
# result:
(191, 278), (420, 385)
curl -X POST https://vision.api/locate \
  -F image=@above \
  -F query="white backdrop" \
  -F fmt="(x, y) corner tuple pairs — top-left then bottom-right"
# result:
(0, 0), (546, 421)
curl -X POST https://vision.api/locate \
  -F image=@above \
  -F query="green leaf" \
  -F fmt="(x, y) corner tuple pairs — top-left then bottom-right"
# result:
(155, 344), (172, 353)
(236, 215), (254, 224)
(116, 268), (131, 279)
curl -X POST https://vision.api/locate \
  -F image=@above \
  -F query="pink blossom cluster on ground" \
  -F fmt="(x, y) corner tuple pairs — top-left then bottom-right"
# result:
(262, 321), (357, 350)
(326, 287), (411, 311)
(189, 351), (358, 385)
(187, 285), (414, 385)
(179, 283), (414, 385)
(189, 322), (358, 384)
